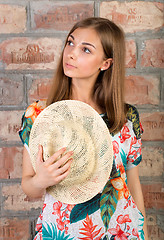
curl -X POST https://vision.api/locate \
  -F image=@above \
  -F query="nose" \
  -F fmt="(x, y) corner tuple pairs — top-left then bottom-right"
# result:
(68, 46), (77, 60)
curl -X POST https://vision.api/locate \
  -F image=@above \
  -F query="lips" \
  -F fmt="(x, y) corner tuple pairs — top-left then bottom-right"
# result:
(65, 63), (77, 69)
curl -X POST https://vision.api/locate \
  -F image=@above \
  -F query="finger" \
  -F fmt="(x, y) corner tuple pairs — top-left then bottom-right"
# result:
(45, 147), (67, 166)
(54, 151), (73, 169)
(55, 166), (71, 183)
(56, 158), (73, 175)
(36, 145), (44, 164)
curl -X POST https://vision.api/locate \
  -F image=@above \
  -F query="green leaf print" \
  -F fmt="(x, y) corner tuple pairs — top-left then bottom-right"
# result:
(140, 230), (145, 240)
(100, 180), (119, 231)
(138, 211), (145, 240)
(120, 149), (127, 171)
(70, 193), (101, 223)
(42, 222), (74, 240)
(109, 236), (115, 240)
(19, 115), (33, 146)
(102, 235), (110, 240)
(133, 155), (142, 166)
(110, 161), (120, 179)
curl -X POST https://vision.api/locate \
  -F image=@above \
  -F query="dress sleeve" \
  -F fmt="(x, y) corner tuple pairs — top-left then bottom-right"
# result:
(19, 100), (46, 151)
(19, 112), (33, 151)
(126, 105), (144, 170)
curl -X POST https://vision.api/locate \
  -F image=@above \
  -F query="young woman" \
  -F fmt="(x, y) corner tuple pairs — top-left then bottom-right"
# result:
(19, 17), (148, 239)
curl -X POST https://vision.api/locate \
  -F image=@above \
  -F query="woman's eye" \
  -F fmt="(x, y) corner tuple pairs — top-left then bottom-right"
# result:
(83, 47), (91, 54)
(67, 40), (74, 46)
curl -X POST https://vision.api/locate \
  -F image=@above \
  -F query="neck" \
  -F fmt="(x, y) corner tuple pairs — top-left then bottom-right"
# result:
(71, 79), (94, 103)
(70, 79), (103, 114)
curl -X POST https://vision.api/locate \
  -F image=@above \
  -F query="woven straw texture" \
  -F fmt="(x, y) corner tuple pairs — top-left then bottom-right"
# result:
(29, 100), (113, 204)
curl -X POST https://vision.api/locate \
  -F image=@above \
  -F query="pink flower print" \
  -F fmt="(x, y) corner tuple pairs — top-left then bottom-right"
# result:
(116, 215), (131, 235)
(130, 136), (137, 146)
(34, 233), (42, 240)
(56, 218), (70, 234)
(39, 203), (46, 220)
(124, 197), (136, 210)
(119, 126), (131, 143)
(108, 224), (130, 239)
(53, 202), (71, 234)
(127, 137), (142, 163)
(113, 141), (119, 156)
(62, 211), (69, 219)
(56, 217), (65, 231)
(117, 214), (132, 224)
(138, 138), (142, 145)
(66, 204), (74, 211)
(65, 226), (69, 234)
(137, 146), (141, 155)
(79, 214), (103, 239)
(35, 223), (42, 232)
(140, 122), (144, 134)
(117, 162), (125, 175)
(132, 228), (140, 238)
(132, 197), (136, 208)
(52, 201), (62, 217)
(124, 184), (130, 200)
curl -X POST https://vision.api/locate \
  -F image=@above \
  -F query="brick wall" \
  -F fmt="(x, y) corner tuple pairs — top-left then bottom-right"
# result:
(0, 0), (163, 239)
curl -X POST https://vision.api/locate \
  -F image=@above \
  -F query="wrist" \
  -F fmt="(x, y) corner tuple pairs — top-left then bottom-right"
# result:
(32, 174), (46, 193)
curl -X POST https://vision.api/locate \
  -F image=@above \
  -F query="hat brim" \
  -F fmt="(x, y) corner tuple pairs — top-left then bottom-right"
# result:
(29, 100), (113, 204)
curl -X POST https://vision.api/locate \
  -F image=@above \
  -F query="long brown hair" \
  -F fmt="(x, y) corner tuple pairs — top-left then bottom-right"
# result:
(47, 17), (127, 133)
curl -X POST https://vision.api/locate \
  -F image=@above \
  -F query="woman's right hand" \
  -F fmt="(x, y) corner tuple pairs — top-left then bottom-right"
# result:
(32, 145), (73, 190)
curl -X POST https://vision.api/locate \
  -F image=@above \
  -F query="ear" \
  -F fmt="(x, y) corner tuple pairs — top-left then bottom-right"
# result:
(100, 58), (113, 71)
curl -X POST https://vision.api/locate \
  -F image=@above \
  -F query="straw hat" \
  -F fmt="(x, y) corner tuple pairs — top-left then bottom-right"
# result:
(29, 100), (113, 204)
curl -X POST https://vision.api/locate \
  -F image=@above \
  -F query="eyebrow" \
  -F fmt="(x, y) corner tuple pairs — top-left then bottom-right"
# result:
(69, 34), (96, 49)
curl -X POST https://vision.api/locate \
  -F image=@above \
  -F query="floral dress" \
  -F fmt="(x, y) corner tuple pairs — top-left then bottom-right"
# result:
(19, 99), (145, 240)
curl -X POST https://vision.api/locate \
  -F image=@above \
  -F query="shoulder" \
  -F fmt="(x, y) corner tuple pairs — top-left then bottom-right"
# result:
(24, 99), (47, 122)
(126, 104), (143, 139)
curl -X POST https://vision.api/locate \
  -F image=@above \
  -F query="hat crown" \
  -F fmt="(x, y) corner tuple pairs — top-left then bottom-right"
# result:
(29, 100), (113, 204)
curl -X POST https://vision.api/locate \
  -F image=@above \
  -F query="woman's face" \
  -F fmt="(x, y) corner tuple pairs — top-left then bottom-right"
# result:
(63, 27), (108, 82)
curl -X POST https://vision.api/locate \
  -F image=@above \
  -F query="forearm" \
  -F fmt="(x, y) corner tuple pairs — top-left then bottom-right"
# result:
(127, 166), (148, 240)
(132, 182), (148, 240)
(21, 175), (45, 199)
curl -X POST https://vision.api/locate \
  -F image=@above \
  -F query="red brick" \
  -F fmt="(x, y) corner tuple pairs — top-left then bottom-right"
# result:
(2, 183), (43, 211)
(142, 183), (164, 209)
(147, 215), (164, 240)
(125, 40), (136, 68)
(0, 4), (26, 33)
(125, 75), (160, 105)
(141, 39), (164, 68)
(0, 76), (23, 105)
(100, 1), (164, 33)
(0, 147), (23, 179)
(140, 112), (164, 141)
(0, 37), (62, 70)
(139, 147), (164, 177)
(28, 77), (53, 103)
(148, 225), (164, 240)
(31, 1), (94, 31)
(0, 110), (24, 142)
(0, 218), (30, 240)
